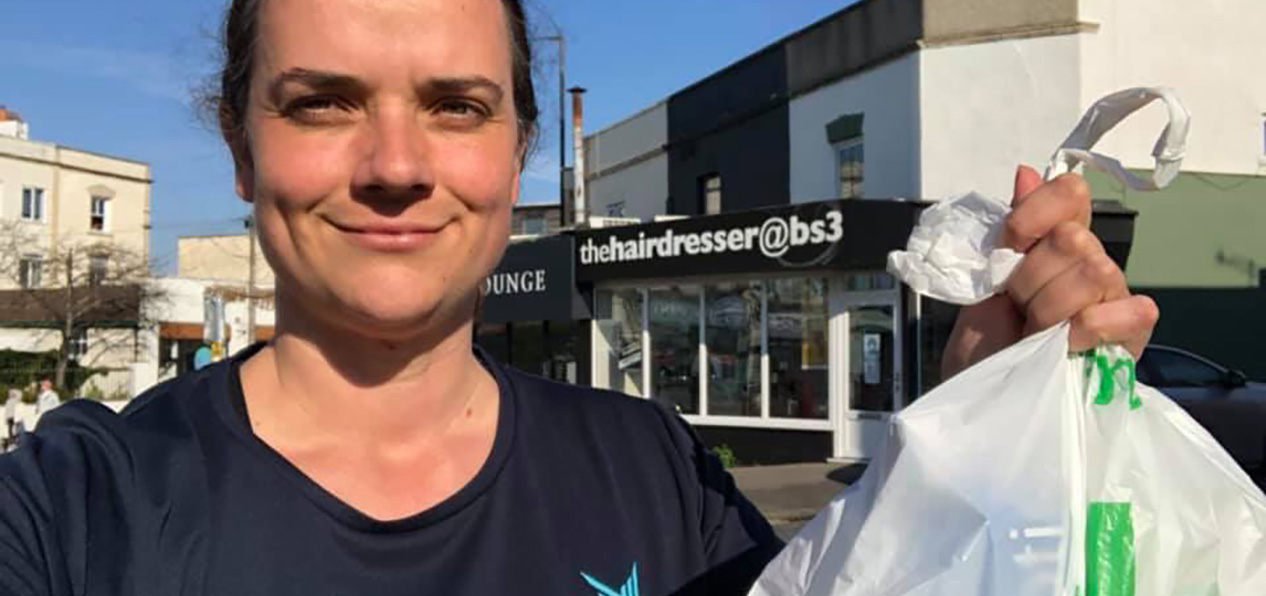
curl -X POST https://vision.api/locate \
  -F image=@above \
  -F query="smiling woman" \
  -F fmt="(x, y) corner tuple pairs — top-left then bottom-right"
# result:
(0, 1), (784, 595)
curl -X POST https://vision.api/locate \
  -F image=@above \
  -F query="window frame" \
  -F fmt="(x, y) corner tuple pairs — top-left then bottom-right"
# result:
(833, 137), (865, 200)
(18, 255), (43, 289)
(601, 276), (836, 428)
(90, 195), (109, 232)
(521, 212), (548, 236)
(699, 173), (722, 215)
(21, 187), (45, 222)
(88, 254), (109, 286)
(1140, 348), (1227, 388)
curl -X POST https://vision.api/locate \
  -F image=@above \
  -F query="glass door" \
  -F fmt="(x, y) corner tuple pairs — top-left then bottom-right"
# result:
(834, 289), (902, 460)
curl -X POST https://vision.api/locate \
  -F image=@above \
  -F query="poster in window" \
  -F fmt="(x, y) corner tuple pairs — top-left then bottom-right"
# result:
(863, 333), (881, 385)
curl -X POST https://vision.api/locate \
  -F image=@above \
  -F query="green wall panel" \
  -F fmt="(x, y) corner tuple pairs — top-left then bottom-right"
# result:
(1086, 170), (1266, 288)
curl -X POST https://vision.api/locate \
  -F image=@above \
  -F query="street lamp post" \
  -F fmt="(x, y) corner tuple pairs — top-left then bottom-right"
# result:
(535, 34), (568, 225)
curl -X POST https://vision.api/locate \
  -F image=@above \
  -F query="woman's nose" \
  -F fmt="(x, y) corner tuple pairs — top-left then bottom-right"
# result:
(352, 109), (435, 202)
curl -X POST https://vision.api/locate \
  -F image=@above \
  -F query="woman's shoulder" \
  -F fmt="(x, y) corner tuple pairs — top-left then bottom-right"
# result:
(4, 361), (236, 480)
(497, 365), (701, 465)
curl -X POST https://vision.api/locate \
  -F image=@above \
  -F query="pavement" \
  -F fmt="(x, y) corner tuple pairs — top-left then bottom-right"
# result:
(731, 462), (867, 541)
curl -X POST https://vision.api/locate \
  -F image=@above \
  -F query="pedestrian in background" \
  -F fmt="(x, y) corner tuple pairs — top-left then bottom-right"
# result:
(0, 0), (1157, 594)
(34, 379), (59, 417)
(3, 389), (18, 451)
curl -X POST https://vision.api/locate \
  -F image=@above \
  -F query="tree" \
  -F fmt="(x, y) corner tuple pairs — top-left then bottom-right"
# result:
(0, 220), (167, 392)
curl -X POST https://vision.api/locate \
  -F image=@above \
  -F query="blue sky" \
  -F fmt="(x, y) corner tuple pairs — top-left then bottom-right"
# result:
(3, 0), (851, 273)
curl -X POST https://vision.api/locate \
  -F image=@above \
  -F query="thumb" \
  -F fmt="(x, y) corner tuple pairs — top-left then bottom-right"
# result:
(1012, 164), (1042, 206)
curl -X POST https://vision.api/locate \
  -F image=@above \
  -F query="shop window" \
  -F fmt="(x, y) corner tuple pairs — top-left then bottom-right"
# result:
(88, 255), (109, 286)
(90, 196), (109, 232)
(767, 278), (829, 419)
(68, 328), (89, 362)
(699, 174), (722, 215)
(835, 138), (864, 199)
(649, 285), (701, 414)
(19, 255), (42, 288)
(544, 320), (579, 384)
(704, 282), (762, 417)
(21, 187), (44, 221)
(597, 288), (645, 397)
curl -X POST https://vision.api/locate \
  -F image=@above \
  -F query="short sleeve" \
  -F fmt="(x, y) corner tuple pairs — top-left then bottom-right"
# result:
(648, 404), (785, 595)
(0, 401), (136, 596)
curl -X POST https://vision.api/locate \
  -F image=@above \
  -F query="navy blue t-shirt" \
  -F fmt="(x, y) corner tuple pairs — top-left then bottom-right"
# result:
(0, 347), (782, 595)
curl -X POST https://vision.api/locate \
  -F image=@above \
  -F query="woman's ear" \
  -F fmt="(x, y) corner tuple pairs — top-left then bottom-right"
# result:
(226, 133), (256, 203)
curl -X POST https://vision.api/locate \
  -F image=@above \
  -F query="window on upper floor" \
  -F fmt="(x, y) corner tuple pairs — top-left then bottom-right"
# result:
(21, 187), (44, 222)
(19, 255), (42, 288)
(835, 138), (864, 200)
(90, 196), (109, 232)
(700, 174), (722, 215)
(522, 212), (547, 236)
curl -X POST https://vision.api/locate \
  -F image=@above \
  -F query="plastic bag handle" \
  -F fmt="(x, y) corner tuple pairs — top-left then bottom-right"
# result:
(1043, 87), (1190, 190)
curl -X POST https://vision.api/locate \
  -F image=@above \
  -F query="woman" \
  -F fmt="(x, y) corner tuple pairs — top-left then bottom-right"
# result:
(0, 0), (1157, 594)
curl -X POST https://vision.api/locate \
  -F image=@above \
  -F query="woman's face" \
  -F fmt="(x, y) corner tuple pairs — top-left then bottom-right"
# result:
(237, 0), (522, 338)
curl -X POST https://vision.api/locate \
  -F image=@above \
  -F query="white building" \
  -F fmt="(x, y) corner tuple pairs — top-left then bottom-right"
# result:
(586, 0), (1266, 287)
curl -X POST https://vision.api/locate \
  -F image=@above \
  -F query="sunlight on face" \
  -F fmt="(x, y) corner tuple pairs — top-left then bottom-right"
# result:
(240, 0), (522, 339)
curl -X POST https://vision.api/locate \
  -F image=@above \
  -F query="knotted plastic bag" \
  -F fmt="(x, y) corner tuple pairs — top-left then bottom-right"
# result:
(749, 88), (1266, 596)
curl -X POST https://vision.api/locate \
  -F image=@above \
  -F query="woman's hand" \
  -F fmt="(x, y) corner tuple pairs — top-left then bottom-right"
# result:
(940, 165), (1160, 379)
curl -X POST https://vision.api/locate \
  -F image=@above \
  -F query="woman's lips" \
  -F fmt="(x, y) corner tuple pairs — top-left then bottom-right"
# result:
(328, 219), (444, 252)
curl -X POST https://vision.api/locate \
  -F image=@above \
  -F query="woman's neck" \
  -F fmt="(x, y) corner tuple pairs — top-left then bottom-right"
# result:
(239, 298), (497, 453)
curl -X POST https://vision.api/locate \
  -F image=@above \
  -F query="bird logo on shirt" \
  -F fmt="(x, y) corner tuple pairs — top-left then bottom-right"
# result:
(580, 563), (639, 596)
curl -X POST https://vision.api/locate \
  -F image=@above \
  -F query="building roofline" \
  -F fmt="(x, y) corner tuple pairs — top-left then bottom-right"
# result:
(584, 0), (894, 140)
(587, 99), (669, 138)
(0, 135), (151, 168)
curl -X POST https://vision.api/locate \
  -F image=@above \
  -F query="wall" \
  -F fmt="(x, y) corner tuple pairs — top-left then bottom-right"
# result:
(668, 45), (790, 214)
(1087, 170), (1266, 287)
(923, 0), (1080, 44)
(177, 234), (275, 286)
(918, 33), (1085, 200)
(584, 103), (668, 221)
(788, 53), (921, 203)
(587, 156), (669, 221)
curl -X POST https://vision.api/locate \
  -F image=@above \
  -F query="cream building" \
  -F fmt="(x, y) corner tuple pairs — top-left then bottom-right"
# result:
(177, 233), (275, 287)
(0, 107), (153, 399)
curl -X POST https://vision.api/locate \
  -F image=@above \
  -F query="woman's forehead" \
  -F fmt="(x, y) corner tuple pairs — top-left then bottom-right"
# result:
(254, 0), (513, 83)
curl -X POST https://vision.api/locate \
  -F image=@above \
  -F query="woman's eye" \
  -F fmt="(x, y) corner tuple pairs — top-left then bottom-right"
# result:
(436, 100), (488, 121)
(283, 96), (351, 123)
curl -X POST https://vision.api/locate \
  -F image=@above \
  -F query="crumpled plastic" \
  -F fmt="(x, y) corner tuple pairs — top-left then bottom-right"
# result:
(749, 88), (1266, 596)
(749, 325), (1266, 596)
(887, 87), (1190, 306)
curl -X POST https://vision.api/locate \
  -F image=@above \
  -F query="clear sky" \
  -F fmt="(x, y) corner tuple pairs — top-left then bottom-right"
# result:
(3, 0), (851, 273)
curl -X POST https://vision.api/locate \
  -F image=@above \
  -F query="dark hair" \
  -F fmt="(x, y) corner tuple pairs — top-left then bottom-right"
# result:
(213, 0), (539, 166)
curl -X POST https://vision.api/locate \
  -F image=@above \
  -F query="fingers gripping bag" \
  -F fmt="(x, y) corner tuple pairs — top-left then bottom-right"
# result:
(748, 88), (1266, 596)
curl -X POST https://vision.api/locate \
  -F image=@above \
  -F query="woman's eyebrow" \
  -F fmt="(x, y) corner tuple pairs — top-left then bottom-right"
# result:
(425, 76), (505, 104)
(265, 69), (505, 104)
(267, 67), (367, 102)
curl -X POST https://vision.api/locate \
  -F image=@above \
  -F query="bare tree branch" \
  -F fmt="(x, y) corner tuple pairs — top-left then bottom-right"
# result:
(0, 219), (168, 390)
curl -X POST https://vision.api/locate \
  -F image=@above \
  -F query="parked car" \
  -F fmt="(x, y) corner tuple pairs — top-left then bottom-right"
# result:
(1136, 345), (1266, 475)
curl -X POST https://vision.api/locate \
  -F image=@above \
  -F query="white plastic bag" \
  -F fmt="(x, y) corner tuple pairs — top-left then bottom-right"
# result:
(749, 89), (1266, 596)
(750, 325), (1266, 596)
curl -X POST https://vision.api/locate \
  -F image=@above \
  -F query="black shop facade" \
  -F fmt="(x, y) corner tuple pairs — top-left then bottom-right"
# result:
(578, 199), (934, 465)
(479, 199), (1136, 465)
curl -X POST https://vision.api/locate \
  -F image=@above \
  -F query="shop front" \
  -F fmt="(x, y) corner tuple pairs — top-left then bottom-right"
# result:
(477, 234), (592, 385)
(578, 200), (927, 464)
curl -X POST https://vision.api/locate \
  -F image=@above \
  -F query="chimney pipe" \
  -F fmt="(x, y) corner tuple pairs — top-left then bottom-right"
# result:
(568, 87), (587, 227)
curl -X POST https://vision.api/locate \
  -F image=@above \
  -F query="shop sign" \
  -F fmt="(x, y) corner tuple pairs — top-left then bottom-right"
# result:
(481, 235), (589, 324)
(575, 199), (921, 281)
